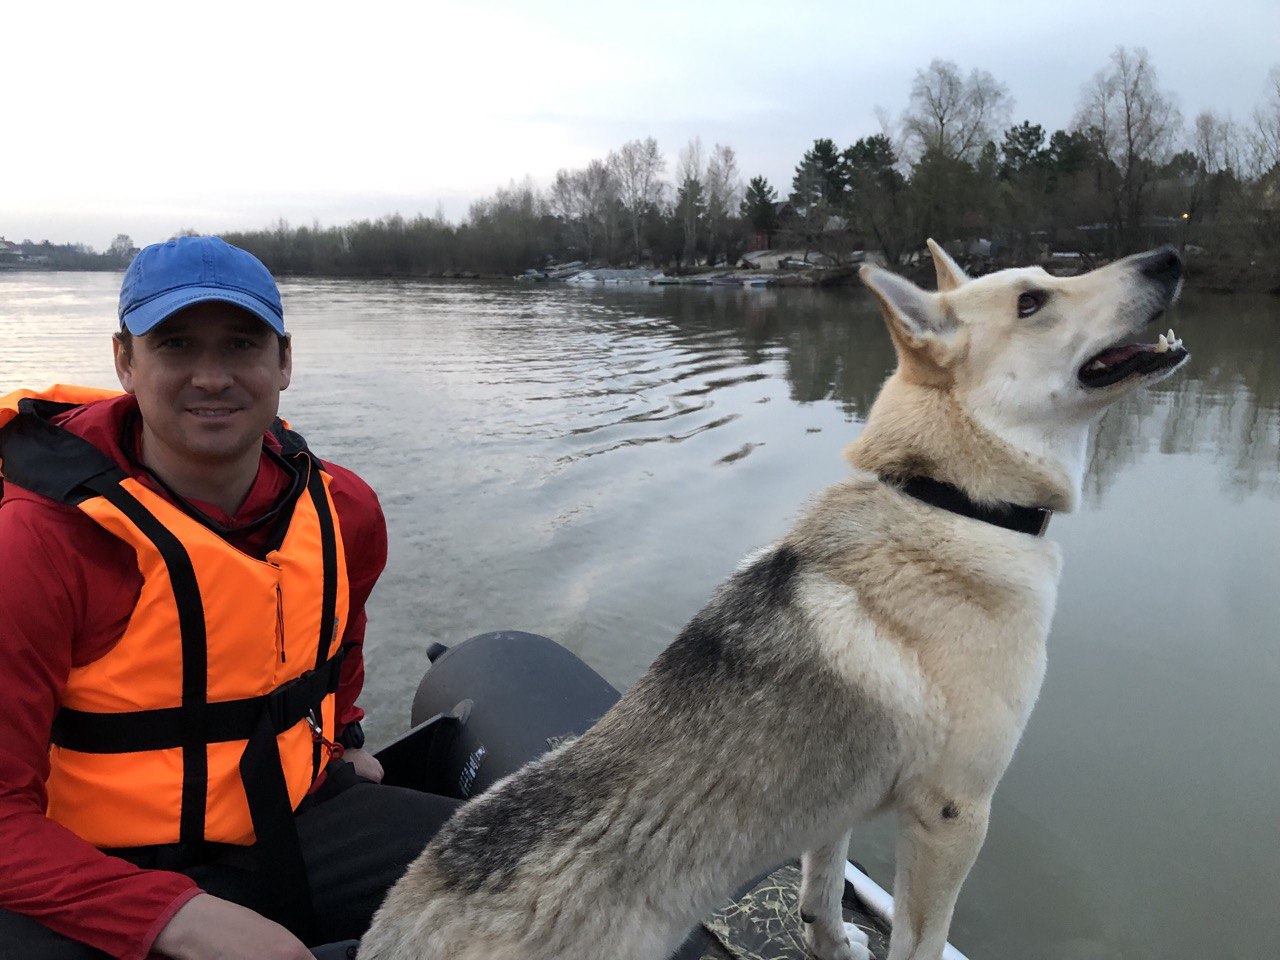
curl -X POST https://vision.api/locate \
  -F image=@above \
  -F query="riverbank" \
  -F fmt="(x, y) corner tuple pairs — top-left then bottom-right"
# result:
(1181, 254), (1280, 295)
(6, 253), (1276, 294)
(888, 251), (1280, 295)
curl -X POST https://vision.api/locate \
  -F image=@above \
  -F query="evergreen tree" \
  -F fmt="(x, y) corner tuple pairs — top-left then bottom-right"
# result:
(1046, 129), (1095, 178)
(676, 176), (707, 266)
(843, 135), (912, 266)
(790, 138), (848, 207)
(999, 121), (1048, 179)
(740, 175), (779, 243)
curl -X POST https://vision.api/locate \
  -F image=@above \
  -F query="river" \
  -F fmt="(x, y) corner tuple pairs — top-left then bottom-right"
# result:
(2, 271), (1277, 960)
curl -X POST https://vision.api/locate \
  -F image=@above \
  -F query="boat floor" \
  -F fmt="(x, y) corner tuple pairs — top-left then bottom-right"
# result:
(696, 862), (891, 960)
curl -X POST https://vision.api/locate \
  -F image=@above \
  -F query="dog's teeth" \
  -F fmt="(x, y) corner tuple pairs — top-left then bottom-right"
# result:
(1167, 328), (1175, 342)
(1088, 360), (1107, 371)
(1156, 334), (1169, 353)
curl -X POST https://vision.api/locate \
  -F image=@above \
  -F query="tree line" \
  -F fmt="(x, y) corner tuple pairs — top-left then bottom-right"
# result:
(215, 136), (746, 279)
(12, 47), (1280, 284)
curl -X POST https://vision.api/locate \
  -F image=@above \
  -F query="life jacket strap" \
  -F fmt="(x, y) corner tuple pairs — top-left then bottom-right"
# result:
(0, 399), (128, 503)
(241, 707), (317, 941)
(50, 649), (349, 753)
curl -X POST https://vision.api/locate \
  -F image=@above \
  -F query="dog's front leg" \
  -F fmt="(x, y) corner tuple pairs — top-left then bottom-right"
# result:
(885, 800), (990, 960)
(799, 830), (871, 960)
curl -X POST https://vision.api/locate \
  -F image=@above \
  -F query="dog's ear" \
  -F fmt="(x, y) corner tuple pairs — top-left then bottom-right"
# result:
(926, 238), (968, 292)
(859, 265), (955, 347)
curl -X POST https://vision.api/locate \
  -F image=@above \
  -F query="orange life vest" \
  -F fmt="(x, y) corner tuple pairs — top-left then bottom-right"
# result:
(0, 385), (350, 849)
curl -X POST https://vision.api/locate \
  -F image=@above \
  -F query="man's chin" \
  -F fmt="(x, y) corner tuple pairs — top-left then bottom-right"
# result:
(178, 425), (267, 465)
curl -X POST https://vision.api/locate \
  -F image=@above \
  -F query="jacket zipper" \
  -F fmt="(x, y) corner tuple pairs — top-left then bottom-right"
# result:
(270, 564), (286, 663)
(276, 586), (286, 662)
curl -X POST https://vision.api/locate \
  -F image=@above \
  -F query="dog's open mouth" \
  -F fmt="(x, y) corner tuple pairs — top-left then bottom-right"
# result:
(1078, 328), (1189, 388)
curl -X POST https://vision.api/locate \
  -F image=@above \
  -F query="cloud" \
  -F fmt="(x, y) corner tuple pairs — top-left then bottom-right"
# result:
(5, 0), (1277, 249)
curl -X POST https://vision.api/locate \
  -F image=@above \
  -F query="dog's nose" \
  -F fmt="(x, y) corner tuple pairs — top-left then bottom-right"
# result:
(1135, 246), (1183, 287)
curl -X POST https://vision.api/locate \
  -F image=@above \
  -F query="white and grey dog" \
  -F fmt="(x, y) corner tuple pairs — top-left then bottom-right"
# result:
(362, 242), (1188, 960)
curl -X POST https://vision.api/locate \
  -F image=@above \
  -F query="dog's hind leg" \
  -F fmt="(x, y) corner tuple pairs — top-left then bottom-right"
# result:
(886, 800), (990, 960)
(800, 830), (871, 960)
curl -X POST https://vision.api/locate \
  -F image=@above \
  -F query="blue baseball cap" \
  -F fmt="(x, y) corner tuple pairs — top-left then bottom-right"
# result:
(118, 236), (285, 335)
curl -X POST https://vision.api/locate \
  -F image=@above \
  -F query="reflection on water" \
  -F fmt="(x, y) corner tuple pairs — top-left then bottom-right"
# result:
(2, 273), (1277, 960)
(1087, 292), (1280, 500)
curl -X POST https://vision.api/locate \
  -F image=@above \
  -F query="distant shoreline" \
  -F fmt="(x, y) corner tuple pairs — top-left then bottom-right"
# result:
(4, 256), (1276, 295)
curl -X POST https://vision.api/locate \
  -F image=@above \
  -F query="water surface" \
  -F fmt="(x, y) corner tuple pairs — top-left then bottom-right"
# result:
(2, 272), (1277, 960)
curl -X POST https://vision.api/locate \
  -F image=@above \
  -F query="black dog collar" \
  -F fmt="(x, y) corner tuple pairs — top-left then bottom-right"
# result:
(895, 475), (1052, 537)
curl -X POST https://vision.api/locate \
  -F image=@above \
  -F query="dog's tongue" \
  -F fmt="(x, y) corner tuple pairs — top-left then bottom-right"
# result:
(1081, 330), (1186, 386)
(1092, 344), (1147, 368)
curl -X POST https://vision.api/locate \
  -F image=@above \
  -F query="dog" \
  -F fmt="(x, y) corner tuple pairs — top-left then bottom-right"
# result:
(361, 242), (1187, 960)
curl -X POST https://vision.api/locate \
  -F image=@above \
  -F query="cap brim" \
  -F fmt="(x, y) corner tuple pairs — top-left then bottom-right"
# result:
(121, 287), (285, 336)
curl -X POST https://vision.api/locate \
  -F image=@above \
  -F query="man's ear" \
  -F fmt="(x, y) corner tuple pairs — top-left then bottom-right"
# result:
(859, 264), (955, 346)
(926, 238), (968, 292)
(112, 333), (136, 393)
(279, 334), (293, 391)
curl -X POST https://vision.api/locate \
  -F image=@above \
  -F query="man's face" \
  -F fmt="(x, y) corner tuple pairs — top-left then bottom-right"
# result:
(114, 302), (292, 473)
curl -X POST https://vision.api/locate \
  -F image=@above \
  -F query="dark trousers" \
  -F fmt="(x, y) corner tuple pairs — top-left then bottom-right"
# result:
(0, 761), (461, 959)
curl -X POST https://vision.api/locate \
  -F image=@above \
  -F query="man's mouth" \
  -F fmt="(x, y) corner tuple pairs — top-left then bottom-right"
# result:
(1078, 327), (1189, 389)
(187, 406), (241, 418)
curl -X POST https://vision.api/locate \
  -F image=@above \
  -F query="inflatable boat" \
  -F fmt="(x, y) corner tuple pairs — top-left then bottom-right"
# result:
(312, 631), (969, 960)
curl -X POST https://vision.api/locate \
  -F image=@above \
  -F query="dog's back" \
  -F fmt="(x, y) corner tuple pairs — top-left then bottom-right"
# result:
(361, 544), (916, 959)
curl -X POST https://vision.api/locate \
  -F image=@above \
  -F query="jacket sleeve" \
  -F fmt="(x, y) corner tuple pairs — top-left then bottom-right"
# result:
(0, 493), (201, 960)
(322, 462), (389, 736)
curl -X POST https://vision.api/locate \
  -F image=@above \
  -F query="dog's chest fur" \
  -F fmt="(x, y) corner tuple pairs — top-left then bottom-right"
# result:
(789, 474), (1060, 792)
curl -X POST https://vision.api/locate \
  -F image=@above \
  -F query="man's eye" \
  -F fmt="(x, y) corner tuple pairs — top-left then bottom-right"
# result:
(1017, 291), (1047, 317)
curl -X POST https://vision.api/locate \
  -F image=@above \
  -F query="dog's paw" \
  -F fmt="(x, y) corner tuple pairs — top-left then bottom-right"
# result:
(844, 922), (870, 947)
(803, 920), (872, 960)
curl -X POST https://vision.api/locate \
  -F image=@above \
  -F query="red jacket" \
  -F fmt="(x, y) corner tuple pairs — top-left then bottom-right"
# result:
(0, 393), (388, 959)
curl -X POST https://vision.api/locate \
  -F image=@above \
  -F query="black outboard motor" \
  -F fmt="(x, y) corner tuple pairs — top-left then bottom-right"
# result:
(377, 630), (620, 799)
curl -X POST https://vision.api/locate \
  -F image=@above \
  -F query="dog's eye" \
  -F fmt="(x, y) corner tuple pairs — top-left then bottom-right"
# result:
(1017, 291), (1047, 317)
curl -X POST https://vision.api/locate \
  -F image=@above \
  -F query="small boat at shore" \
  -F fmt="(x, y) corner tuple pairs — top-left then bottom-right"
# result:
(566, 268), (662, 284)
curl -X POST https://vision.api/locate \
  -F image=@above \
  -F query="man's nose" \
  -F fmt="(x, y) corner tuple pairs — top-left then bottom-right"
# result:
(189, 350), (235, 390)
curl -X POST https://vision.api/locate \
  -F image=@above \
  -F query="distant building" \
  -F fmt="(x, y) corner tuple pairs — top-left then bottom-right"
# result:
(749, 202), (799, 251)
(0, 237), (25, 266)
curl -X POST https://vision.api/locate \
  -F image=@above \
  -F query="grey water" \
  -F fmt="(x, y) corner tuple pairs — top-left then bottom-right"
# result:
(2, 272), (1277, 960)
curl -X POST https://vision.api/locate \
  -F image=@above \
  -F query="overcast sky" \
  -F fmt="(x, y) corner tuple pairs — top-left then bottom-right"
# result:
(4, 0), (1276, 252)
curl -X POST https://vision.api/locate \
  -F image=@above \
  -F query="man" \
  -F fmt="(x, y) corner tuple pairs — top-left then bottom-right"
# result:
(0, 237), (458, 959)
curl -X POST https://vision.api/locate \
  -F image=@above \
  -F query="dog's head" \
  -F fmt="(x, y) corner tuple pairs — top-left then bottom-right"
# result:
(859, 242), (1188, 432)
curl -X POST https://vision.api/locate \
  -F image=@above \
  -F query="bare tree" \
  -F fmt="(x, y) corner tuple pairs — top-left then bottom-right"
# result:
(677, 137), (706, 265)
(581, 159), (620, 260)
(704, 144), (742, 266)
(465, 178), (549, 273)
(549, 167), (590, 255)
(1193, 110), (1241, 176)
(1074, 46), (1182, 253)
(548, 162), (619, 261)
(609, 138), (666, 264)
(107, 233), (137, 266)
(1168, 110), (1242, 252)
(1247, 65), (1280, 176)
(902, 59), (1011, 163)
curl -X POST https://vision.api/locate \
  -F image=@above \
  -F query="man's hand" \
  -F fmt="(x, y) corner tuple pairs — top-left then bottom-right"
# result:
(152, 893), (314, 960)
(345, 747), (384, 783)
